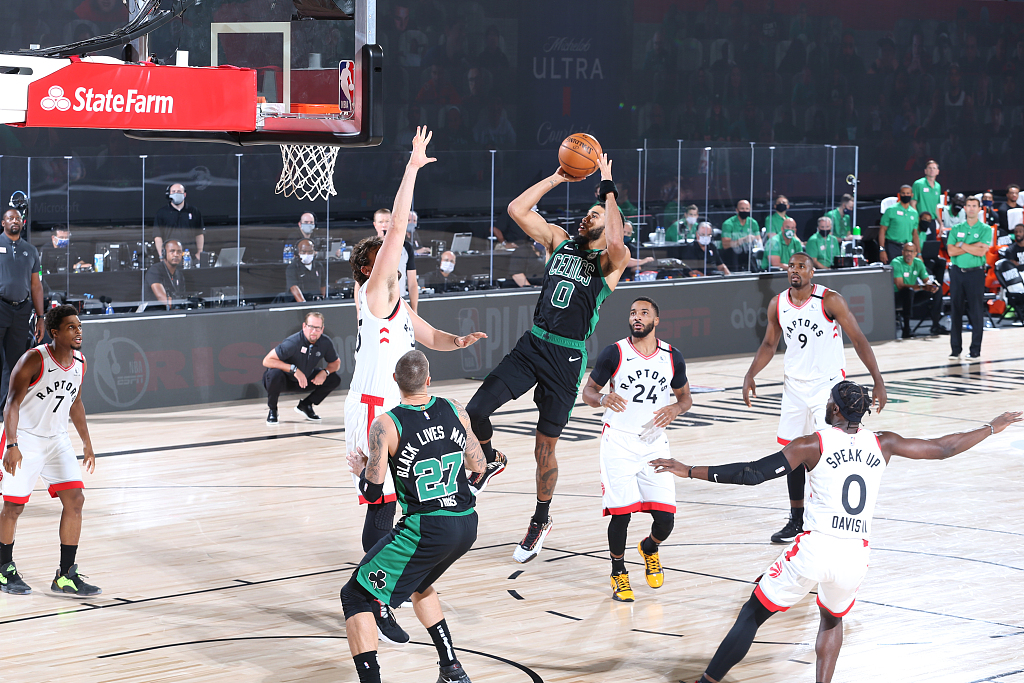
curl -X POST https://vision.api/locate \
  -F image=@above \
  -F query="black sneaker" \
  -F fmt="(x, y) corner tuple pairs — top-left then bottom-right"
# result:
(436, 661), (472, 683)
(930, 326), (949, 335)
(374, 601), (410, 644)
(467, 450), (507, 495)
(51, 564), (101, 597)
(0, 561), (31, 595)
(295, 402), (321, 422)
(770, 516), (803, 545)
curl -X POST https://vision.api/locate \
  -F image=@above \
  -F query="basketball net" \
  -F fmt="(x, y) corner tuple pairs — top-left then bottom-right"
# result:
(275, 144), (339, 202)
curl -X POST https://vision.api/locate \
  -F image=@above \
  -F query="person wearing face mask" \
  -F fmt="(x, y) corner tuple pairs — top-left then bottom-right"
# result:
(721, 199), (760, 271)
(981, 191), (1000, 229)
(682, 221), (729, 276)
(911, 160), (942, 225)
(763, 217), (804, 270)
(763, 195), (790, 241)
(997, 184), (1020, 235)
(666, 205), (700, 242)
(424, 251), (464, 293)
(154, 183), (204, 261)
(940, 192), (967, 233)
(294, 212), (318, 246)
(39, 226), (88, 276)
(878, 184), (919, 264)
(285, 239), (326, 303)
(824, 194), (854, 240)
(804, 216), (841, 269)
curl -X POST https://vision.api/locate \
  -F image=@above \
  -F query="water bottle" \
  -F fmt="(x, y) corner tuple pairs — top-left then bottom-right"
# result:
(183, 249), (192, 270)
(131, 250), (139, 270)
(105, 302), (114, 315)
(656, 227), (665, 246)
(283, 243), (294, 264)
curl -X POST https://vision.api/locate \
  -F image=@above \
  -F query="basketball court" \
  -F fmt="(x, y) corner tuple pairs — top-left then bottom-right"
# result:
(1, 330), (1021, 683)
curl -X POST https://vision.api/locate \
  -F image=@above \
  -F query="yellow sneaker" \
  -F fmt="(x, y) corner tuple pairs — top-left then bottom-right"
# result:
(610, 571), (635, 602)
(638, 539), (664, 589)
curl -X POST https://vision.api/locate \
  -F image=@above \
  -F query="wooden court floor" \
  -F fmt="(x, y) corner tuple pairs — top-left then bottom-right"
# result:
(2, 327), (1023, 683)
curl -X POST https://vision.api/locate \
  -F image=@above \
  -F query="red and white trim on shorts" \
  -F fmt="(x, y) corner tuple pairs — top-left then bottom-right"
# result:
(602, 501), (676, 517)
(777, 436), (791, 446)
(754, 584), (791, 612)
(358, 492), (398, 505)
(48, 481), (84, 498)
(817, 594), (856, 618)
(784, 531), (810, 561)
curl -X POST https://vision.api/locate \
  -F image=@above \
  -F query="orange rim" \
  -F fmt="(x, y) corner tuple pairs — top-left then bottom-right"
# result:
(290, 103), (341, 115)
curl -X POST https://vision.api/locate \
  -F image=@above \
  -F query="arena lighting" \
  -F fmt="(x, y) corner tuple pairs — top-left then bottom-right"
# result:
(847, 174), (858, 185)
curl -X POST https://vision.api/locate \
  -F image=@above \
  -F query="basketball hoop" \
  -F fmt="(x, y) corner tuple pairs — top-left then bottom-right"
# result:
(275, 143), (340, 201)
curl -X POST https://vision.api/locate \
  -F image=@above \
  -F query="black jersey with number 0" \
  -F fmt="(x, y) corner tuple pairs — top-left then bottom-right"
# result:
(384, 397), (475, 516)
(533, 239), (612, 342)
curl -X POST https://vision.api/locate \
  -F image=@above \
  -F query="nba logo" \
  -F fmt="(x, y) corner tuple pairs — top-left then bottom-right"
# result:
(339, 60), (356, 113)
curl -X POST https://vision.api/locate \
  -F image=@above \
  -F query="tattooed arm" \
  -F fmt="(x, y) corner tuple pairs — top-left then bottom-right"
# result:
(365, 415), (400, 484)
(451, 399), (487, 474)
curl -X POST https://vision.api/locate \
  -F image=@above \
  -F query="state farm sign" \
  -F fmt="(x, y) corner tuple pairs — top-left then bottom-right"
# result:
(25, 59), (256, 132)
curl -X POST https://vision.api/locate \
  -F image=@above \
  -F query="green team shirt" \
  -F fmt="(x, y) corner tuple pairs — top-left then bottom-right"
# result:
(946, 219), (991, 269)
(889, 255), (929, 291)
(666, 218), (697, 242)
(911, 177), (942, 220)
(880, 203), (919, 244)
(824, 207), (852, 239)
(763, 233), (803, 269)
(763, 212), (787, 237)
(805, 232), (841, 267)
(721, 215), (760, 246)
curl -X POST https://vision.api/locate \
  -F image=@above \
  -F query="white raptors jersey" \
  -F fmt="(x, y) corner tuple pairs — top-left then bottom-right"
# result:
(805, 426), (887, 540)
(777, 284), (845, 381)
(601, 338), (685, 434)
(350, 286), (416, 403)
(19, 345), (83, 438)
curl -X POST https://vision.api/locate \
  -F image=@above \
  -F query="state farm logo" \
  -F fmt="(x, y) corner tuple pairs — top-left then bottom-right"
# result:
(40, 86), (71, 111)
(72, 87), (174, 114)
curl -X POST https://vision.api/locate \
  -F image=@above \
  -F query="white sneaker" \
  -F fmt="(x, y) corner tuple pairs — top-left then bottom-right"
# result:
(512, 517), (553, 563)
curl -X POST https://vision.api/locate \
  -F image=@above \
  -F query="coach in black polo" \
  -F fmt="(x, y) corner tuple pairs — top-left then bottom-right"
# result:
(260, 311), (342, 425)
(0, 209), (44, 411)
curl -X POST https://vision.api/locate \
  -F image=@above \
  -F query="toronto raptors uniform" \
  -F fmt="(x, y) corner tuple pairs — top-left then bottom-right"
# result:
(1, 345), (85, 504)
(755, 426), (886, 616)
(345, 286), (416, 504)
(776, 284), (846, 444)
(589, 338), (687, 515)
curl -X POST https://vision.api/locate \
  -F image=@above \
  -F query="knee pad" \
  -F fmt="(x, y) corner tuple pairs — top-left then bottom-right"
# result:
(371, 500), (396, 531)
(649, 510), (674, 541)
(536, 415), (564, 439)
(340, 576), (378, 620)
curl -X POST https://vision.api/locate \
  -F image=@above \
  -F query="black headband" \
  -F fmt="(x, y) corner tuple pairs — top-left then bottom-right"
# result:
(831, 384), (866, 423)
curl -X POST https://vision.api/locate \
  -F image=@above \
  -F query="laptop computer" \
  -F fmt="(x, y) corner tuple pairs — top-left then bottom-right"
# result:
(215, 247), (246, 268)
(450, 233), (473, 254)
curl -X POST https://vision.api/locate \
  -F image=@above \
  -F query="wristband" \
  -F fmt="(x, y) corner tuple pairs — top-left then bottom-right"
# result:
(358, 468), (385, 503)
(687, 466), (693, 479)
(599, 394), (606, 407)
(598, 179), (618, 201)
(988, 423), (995, 435)
(6, 442), (17, 450)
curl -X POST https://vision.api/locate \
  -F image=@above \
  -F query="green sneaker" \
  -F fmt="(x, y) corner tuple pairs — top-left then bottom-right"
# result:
(51, 564), (101, 597)
(0, 561), (32, 595)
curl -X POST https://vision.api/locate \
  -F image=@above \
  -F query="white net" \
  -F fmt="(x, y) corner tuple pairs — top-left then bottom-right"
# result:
(275, 144), (340, 202)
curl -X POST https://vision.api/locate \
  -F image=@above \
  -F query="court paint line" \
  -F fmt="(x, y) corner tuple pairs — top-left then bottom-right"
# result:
(546, 611), (582, 621)
(631, 628), (684, 638)
(967, 669), (1024, 683)
(873, 547), (1024, 573)
(90, 428), (346, 459)
(507, 590), (525, 600)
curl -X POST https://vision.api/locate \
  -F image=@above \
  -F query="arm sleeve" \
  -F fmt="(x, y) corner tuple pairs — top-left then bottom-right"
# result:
(404, 241), (416, 270)
(669, 346), (688, 389)
(588, 343), (621, 388)
(707, 451), (792, 485)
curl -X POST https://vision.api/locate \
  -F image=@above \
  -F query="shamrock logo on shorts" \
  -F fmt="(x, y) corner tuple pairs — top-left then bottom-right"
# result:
(367, 570), (388, 590)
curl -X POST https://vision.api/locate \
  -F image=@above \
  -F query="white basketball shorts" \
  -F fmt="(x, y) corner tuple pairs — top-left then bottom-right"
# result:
(777, 373), (844, 445)
(755, 530), (870, 617)
(345, 390), (397, 505)
(0, 431), (83, 504)
(599, 426), (676, 516)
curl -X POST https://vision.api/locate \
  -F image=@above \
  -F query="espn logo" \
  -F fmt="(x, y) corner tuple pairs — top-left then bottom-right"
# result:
(70, 87), (174, 114)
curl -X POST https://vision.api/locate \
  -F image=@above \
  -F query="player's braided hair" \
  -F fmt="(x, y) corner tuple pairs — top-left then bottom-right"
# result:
(350, 235), (383, 285)
(831, 380), (872, 424)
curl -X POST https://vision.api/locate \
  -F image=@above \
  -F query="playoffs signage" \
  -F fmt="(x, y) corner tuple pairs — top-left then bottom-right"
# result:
(25, 60), (256, 131)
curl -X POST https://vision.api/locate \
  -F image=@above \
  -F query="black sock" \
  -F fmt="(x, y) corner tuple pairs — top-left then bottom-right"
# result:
(352, 651), (381, 683)
(532, 499), (551, 526)
(791, 507), (804, 526)
(610, 555), (626, 575)
(60, 544), (77, 575)
(640, 535), (659, 556)
(480, 440), (495, 464)
(427, 619), (457, 667)
(0, 541), (12, 565)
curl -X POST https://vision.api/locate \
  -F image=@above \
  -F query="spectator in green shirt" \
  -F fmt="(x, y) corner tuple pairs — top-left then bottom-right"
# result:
(891, 241), (943, 338)
(946, 197), (992, 360)
(911, 159), (941, 223)
(879, 184), (919, 264)
(666, 204), (700, 242)
(763, 217), (803, 269)
(805, 216), (841, 269)
(721, 199), (760, 272)
(763, 195), (790, 241)
(824, 194), (854, 240)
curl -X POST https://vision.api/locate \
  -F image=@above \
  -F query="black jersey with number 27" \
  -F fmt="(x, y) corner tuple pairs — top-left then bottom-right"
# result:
(384, 397), (476, 516)
(533, 239), (613, 342)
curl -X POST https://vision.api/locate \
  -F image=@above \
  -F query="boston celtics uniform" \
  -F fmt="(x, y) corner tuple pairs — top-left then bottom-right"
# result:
(354, 397), (478, 608)
(486, 239), (612, 435)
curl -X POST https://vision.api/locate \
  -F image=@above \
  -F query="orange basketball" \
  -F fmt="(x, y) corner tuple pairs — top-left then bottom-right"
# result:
(558, 133), (603, 178)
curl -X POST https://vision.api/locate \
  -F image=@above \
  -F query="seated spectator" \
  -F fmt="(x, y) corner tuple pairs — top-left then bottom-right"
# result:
(763, 195), (790, 240)
(424, 250), (465, 293)
(666, 204), (700, 242)
(1000, 223), (1024, 265)
(286, 239), (326, 303)
(681, 222), (730, 276)
(891, 241), (943, 338)
(721, 199), (760, 271)
(294, 212), (317, 246)
(824, 194), (854, 240)
(260, 312), (341, 425)
(805, 216), (841, 269)
(982, 190), (1000, 228)
(144, 240), (185, 309)
(997, 184), (1020, 235)
(918, 211), (937, 244)
(763, 217), (804, 269)
(371, 207), (418, 312)
(39, 226), (87, 275)
(510, 241), (546, 287)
